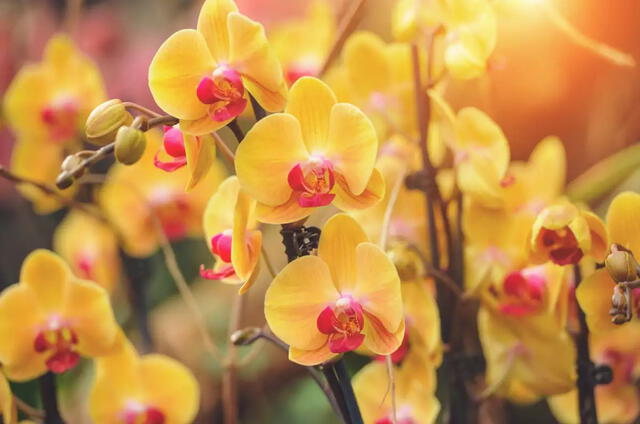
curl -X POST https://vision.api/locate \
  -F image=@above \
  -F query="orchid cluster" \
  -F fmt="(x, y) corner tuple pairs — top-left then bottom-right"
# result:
(0, 0), (638, 423)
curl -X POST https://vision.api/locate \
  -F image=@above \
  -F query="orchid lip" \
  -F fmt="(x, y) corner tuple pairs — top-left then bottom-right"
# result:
(288, 157), (336, 208)
(317, 296), (365, 353)
(197, 65), (247, 122)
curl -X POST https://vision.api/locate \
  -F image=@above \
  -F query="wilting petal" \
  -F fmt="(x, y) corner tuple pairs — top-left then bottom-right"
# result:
(326, 103), (378, 196)
(285, 77), (336, 152)
(362, 313), (404, 356)
(184, 133), (215, 191)
(354, 243), (403, 333)
(265, 256), (340, 350)
(148, 29), (214, 120)
(289, 342), (335, 366)
(20, 249), (70, 313)
(227, 12), (286, 112)
(318, 214), (368, 293)
(254, 194), (312, 224)
(606, 191), (640, 256)
(196, 0), (237, 62)
(235, 113), (308, 206)
(576, 269), (617, 334)
(332, 168), (385, 211)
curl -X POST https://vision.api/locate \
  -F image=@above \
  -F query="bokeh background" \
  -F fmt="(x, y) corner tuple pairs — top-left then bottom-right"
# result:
(0, 0), (638, 422)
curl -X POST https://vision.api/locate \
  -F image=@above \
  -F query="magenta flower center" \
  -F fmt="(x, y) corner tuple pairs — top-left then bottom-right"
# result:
(200, 230), (236, 280)
(33, 319), (80, 374)
(154, 126), (188, 172)
(196, 65), (247, 122)
(317, 296), (365, 353)
(288, 156), (336, 207)
(123, 403), (166, 424)
(40, 98), (78, 142)
(499, 269), (546, 317)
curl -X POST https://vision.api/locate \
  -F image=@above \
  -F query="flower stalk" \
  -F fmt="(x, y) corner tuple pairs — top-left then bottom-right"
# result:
(39, 372), (64, 424)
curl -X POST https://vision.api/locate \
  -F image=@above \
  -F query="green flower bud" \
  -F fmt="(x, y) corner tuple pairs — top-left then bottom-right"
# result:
(114, 126), (146, 165)
(605, 244), (639, 283)
(85, 99), (133, 146)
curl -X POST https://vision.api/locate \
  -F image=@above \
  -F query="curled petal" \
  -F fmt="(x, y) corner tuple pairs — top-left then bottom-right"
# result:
(153, 151), (187, 172)
(332, 168), (385, 211)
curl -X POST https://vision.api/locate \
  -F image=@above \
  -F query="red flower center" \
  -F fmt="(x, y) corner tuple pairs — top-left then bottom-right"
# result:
(317, 296), (365, 353)
(40, 98), (78, 142)
(499, 269), (546, 317)
(154, 126), (187, 172)
(539, 226), (583, 265)
(285, 62), (319, 85)
(148, 191), (190, 241)
(75, 252), (95, 280)
(123, 404), (166, 424)
(33, 320), (80, 374)
(200, 231), (236, 280)
(288, 156), (336, 207)
(196, 65), (247, 122)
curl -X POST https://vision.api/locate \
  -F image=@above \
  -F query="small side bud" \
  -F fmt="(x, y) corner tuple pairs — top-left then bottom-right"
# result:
(56, 171), (74, 189)
(86, 99), (133, 146)
(605, 243), (639, 283)
(114, 126), (146, 165)
(230, 327), (262, 346)
(386, 240), (425, 281)
(61, 154), (84, 173)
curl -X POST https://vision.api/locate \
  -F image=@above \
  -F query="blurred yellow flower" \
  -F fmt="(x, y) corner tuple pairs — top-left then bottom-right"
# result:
(100, 130), (227, 257)
(265, 214), (404, 365)
(53, 210), (121, 293)
(201, 176), (261, 293)
(353, 352), (440, 424)
(89, 333), (199, 424)
(0, 250), (119, 381)
(0, 372), (14, 424)
(236, 77), (384, 224)
(148, 0), (287, 135)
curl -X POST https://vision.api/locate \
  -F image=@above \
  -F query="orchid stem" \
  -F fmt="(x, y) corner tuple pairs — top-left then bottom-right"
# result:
(120, 251), (153, 353)
(228, 120), (245, 143)
(249, 94), (266, 122)
(573, 265), (598, 424)
(39, 372), (64, 424)
(321, 360), (364, 424)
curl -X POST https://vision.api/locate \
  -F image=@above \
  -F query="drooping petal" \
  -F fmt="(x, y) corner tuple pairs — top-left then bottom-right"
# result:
(362, 313), (405, 356)
(0, 285), (46, 381)
(196, 0), (238, 62)
(227, 12), (287, 112)
(575, 269), (617, 334)
(606, 191), (640, 256)
(231, 189), (261, 283)
(288, 342), (335, 366)
(318, 214), (368, 293)
(184, 133), (216, 191)
(20, 249), (70, 313)
(332, 168), (385, 211)
(265, 256), (340, 351)
(354, 242), (403, 334)
(139, 354), (200, 423)
(235, 113), (308, 206)
(148, 29), (215, 120)
(285, 77), (336, 152)
(325, 103), (378, 196)
(254, 194), (313, 225)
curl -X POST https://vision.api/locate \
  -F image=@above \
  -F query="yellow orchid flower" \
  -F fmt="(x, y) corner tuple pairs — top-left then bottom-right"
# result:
(270, 0), (335, 85)
(201, 176), (261, 294)
(148, 0), (287, 136)
(89, 333), (199, 424)
(577, 192), (640, 334)
(398, 280), (442, 364)
(265, 214), (404, 366)
(0, 250), (119, 381)
(0, 372), (14, 424)
(353, 352), (440, 424)
(529, 203), (608, 266)
(100, 130), (227, 257)
(4, 34), (105, 213)
(392, 0), (497, 79)
(326, 31), (417, 139)
(478, 307), (576, 403)
(152, 124), (217, 191)
(53, 210), (120, 293)
(548, 323), (640, 424)
(236, 77), (384, 224)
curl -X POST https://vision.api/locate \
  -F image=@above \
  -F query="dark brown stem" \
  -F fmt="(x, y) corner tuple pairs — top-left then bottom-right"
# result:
(249, 94), (266, 122)
(227, 120), (245, 143)
(319, 0), (368, 75)
(39, 372), (64, 424)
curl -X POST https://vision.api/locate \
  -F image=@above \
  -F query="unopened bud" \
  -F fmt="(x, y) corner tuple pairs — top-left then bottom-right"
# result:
(605, 244), (639, 283)
(56, 171), (74, 189)
(114, 126), (146, 165)
(86, 99), (133, 146)
(230, 327), (262, 346)
(386, 240), (425, 281)
(60, 154), (84, 173)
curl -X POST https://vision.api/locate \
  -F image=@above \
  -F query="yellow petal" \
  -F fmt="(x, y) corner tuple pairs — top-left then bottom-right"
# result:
(3, 65), (51, 138)
(231, 189), (261, 282)
(20, 249), (70, 313)
(355, 243), (403, 333)
(332, 168), (385, 211)
(264, 256), (339, 350)
(184, 133), (216, 191)
(527, 136), (566, 201)
(575, 269), (617, 334)
(343, 32), (391, 98)
(179, 115), (229, 136)
(606, 191), (640, 256)
(196, 0), (237, 62)
(140, 354), (200, 423)
(254, 195), (313, 225)
(0, 373), (13, 424)
(318, 214), (368, 293)
(582, 211), (608, 262)
(148, 29), (214, 120)
(203, 176), (239, 241)
(63, 279), (119, 357)
(326, 103), (378, 195)
(227, 12), (287, 112)
(363, 313), (404, 355)
(285, 77), (336, 152)
(0, 285), (46, 381)
(288, 342), (336, 366)
(235, 113), (308, 206)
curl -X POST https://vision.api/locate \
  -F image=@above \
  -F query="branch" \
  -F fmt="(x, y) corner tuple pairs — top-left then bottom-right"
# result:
(319, 0), (368, 75)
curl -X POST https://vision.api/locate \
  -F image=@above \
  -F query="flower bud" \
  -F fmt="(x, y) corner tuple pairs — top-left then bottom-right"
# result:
(114, 126), (146, 165)
(605, 244), (639, 283)
(85, 99), (133, 146)
(230, 327), (262, 346)
(386, 240), (425, 282)
(60, 154), (84, 173)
